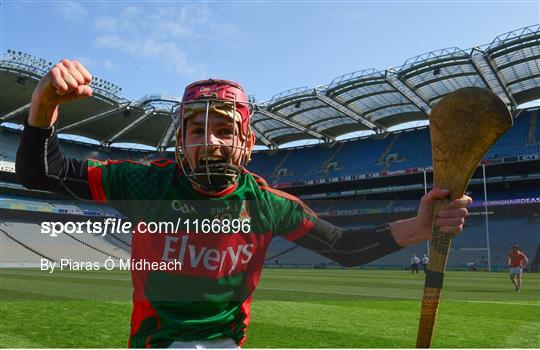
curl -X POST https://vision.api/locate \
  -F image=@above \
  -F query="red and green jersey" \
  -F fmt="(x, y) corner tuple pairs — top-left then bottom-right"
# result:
(87, 159), (316, 348)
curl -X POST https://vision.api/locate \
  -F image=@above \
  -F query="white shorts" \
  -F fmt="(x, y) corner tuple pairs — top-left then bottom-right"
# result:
(168, 338), (239, 349)
(509, 267), (523, 275)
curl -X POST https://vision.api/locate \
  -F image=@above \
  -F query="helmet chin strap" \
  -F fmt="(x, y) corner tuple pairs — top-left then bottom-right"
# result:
(191, 162), (242, 192)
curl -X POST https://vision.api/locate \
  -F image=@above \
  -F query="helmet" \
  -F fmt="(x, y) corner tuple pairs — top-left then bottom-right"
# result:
(173, 79), (255, 193)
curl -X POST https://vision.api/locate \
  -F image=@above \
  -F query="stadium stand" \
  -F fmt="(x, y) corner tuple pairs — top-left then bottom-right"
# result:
(0, 228), (45, 264)
(250, 110), (539, 183)
(1, 25), (539, 271)
(486, 112), (540, 159)
(2, 121), (539, 270)
(261, 200), (540, 271)
(1, 110), (539, 182)
(0, 194), (122, 217)
(383, 128), (432, 171)
(326, 135), (392, 177)
(0, 130), (19, 170)
(0, 220), (130, 266)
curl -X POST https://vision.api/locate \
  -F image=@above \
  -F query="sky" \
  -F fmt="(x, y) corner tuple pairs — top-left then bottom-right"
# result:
(1, 1), (539, 104)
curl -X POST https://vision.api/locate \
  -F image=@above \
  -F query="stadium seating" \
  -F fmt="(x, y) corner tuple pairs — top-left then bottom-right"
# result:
(486, 113), (539, 159)
(0, 221), (130, 265)
(327, 136), (391, 177)
(268, 145), (346, 183)
(1, 110), (538, 269)
(534, 115), (540, 143)
(0, 194), (122, 216)
(0, 229), (45, 264)
(1, 110), (539, 183)
(0, 130), (19, 162)
(249, 111), (539, 182)
(1, 208), (537, 270)
(264, 214), (540, 270)
(247, 150), (287, 180)
(383, 128), (432, 171)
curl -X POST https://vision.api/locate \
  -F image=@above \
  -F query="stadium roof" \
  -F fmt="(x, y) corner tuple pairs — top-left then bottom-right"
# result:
(1, 24), (539, 150)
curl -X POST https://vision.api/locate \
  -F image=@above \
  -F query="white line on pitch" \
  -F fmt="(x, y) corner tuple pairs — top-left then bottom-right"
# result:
(3, 271), (538, 307)
(257, 287), (539, 306)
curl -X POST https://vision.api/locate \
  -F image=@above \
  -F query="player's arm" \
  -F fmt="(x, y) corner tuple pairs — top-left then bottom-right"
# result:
(16, 121), (92, 199)
(16, 59), (93, 200)
(271, 192), (403, 266)
(277, 188), (470, 267)
(294, 218), (403, 267)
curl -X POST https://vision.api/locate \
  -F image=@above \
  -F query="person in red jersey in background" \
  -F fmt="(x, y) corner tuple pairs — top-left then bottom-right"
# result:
(16, 59), (473, 348)
(508, 245), (529, 292)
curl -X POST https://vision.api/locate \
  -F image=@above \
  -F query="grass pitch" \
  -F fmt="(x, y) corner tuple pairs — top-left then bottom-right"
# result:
(1, 268), (539, 348)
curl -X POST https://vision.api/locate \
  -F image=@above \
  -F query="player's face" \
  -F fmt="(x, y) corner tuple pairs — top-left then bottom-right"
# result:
(183, 112), (247, 170)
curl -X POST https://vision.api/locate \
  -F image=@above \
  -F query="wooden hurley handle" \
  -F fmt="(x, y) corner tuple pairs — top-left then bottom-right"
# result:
(415, 87), (512, 348)
(417, 200), (449, 348)
(417, 287), (442, 348)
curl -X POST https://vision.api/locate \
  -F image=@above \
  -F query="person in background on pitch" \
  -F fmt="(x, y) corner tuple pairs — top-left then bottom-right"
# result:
(421, 254), (429, 273)
(16, 59), (473, 348)
(410, 254), (420, 274)
(508, 245), (529, 292)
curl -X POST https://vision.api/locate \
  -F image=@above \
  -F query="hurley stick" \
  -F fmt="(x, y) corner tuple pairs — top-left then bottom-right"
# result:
(416, 87), (512, 348)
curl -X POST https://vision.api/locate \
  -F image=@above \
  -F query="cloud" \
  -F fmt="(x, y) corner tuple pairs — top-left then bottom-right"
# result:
(77, 56), (118, 72)
(55, 1), (88, 22)
(94, 34), (128, 50)
(103, 60), (116, 71)
(120, 6), (141, 19)
(94, 16), (117, 32)
(76, 56), (95, 68)
(91, 4), (240, 78)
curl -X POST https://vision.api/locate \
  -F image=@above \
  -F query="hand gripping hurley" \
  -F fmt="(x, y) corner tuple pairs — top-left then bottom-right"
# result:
(416, 87), (512, 348)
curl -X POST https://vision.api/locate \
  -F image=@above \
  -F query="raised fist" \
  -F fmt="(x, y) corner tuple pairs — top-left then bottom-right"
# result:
(29, 59), (93, 127)
(32, 59), (93, 106)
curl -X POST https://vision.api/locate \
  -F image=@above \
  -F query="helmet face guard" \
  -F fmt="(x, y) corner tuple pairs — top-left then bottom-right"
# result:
(172, 79), (255, 193)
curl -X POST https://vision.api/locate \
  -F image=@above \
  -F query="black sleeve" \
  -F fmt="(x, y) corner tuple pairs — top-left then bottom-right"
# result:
(15, 122), (92, 200)
(294, 217), (403, 267)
